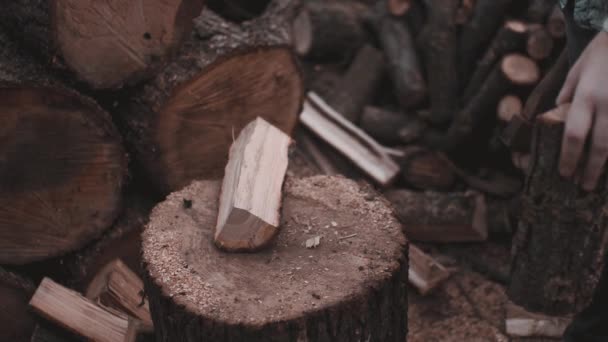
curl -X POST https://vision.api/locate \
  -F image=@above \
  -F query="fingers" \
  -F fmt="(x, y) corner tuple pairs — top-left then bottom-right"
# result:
(582, 106), (608, 191)
(560, 95), (594, 178)
(557, 61), (582, 105)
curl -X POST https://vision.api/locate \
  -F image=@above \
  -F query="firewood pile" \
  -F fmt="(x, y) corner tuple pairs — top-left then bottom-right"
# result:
(0, 0), (576, 340)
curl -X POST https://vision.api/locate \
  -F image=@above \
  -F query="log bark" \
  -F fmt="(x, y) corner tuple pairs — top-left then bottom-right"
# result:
(526, 25), (554, 61)
(0, 267), (36, 342)
(360, 106), (427, 145)
(371, 7), (427, 109)
(463, 20), (528, 103)
(394, 146), (456, 191)
(143, 176), (408, 341)
(0, 30), (127, 265)
(0, 0), (204, 89)
(419, 0), (460, 124)
(458, 0), (514, 85)
(501, 114), (534, 152)
(292, 0), (367, 61)
(509, 105), (608, 316)
(117, 5), (303, 194)
(386, 190), (487, 243)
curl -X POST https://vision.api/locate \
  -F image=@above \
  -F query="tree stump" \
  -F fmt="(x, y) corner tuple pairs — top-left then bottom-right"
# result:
(0, 0), (205, 89)
(142, 176), (408, 341)
(119, 4), (303, 194)
(0, 30), (126, 265)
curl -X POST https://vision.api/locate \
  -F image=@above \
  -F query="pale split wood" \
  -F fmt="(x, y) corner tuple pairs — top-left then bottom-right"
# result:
(505, 302), (572, 338)
(408, 245), (452, 295)
(86, 259), (153, 330)
(29, 278), (137, 342)
(215, 117), (292, 252)
(300, 92), (401, 186)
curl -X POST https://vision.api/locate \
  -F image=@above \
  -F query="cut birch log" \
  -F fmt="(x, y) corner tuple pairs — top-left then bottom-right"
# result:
(292, 0), (367, 61)
(505, 302), (572, 338)
(509, 104), (608, 316)
(118, 6), (303, 194)
(0, 0), (205, 89)
(29, 278), (143, 342)
(386, 190), (488, 243)
(142, 176), (408, 341)
(0, 267), (36, 342)
(300, 93), (400, 187)
(360, 106), (427, 145)
(86, 259), (153, 330)
(214, 118), (291, 252)
(526, 25), (554, 61)
(0, 30), (126, 265)
(498, 95), (523, 122)
(395, 147), (456, 191)
(408, 245), (452, 295)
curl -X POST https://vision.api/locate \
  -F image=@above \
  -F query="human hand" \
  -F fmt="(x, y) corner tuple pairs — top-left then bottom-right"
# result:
(557, 31), (608, 191)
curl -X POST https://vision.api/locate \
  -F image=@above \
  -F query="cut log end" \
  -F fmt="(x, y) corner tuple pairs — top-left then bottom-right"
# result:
(52, 0), (205, 88)
(505, 20), (529, 34)
(0, 87), (126, 265)
(387, 0), (412, 16)
(527, 26), (554, 61)
(157, 47), (302, 191)
(498, 95), (523, 122)
(502, 54), (541, 86)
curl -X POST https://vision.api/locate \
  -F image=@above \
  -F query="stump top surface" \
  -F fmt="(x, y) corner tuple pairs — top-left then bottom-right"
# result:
(143, 176), (406, 326)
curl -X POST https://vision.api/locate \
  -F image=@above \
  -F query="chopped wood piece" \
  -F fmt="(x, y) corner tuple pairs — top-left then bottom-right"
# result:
(386, 190), (488, 243)
(464, 20), (528, 102)
(498, 95), (524, 122)
(29, 278), (137, 342)
(501, 114), (534, 152)
(0, 267), (36, 341)
(0, 30), (126, 265)
(408, 245), (452, 295)
(117, 6), (303, 194)
(547, 5), (566, 39)
(372, 6), (427, 109)
(419, 0), (460, 123)
(329, 45), (385, 123)
(0, 0), (204, 89)
(214, 118), (291, 252)
(360, 106), (427, 145)
(509, 104), (608, 316)
(292, 0), (366, 60)
(395, 147), (456, 191)
(387, 0), (412, 16)
(527, 25), (554, 60)
(86, 259), (153, 329)
(505, 302), (572, 338)
(522, 48), (569, 120)
(300, 93), (400, 187)
(142, 177), (408, 341)
(458, 0), (515, 85)
(525, 0), (555, 23)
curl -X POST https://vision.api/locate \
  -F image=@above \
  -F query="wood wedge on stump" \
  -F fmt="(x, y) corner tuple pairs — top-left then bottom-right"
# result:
(142, 176), (408, 341)
(118, 4), (303, 194)
(0, 30), (126, 265)
(215, 118), (291, 252)
(0, 0), (205, 89)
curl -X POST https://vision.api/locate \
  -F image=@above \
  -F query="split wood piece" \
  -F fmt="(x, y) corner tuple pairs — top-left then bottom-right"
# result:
(387, 0), (412, 17)
(505, 302), (572, 338)
(300, 93), (400, 187)
(142, 176), (408, 341)
(500, 114), (534, 152)
(386, 190), (488, 243)
(0, 0), (204, 89)
(408, 245), (452, 295)
(522, 48), (569, 120)
(419, 0), (460, 123)
(86, 259), (153, 330)
(0, 30), (126, 265)
(394, 146), (456, 191)
(206, 0), (271, 21)
(372, 6), (426, 109)
(527, 25), (554, 61)
(458, 0), (515, 85)
(292, 0), (367, 61)
(525, 0), (555, 23)
(329, 45), (385, 123)
(463, 20), (528, 103)
(30, 278), (147, 342)
(118, 6), (303, 194)
(360, 106), (427, 146)
(547, 6), (566, 39)
(215, 118), (291, 252)
(509, 104), (608, 316)
(0, 267), (36, 341)
(436, 54), (540, 150)
(498, 95), (524, 122)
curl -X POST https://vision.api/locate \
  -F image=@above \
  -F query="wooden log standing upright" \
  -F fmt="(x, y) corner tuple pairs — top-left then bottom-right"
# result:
(0, 31), (127, 265)
(142, 176), (408, 341)
(509, 105), (608, 316)
(119, 4), (303, 194)
(0, 0), (205, 89)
